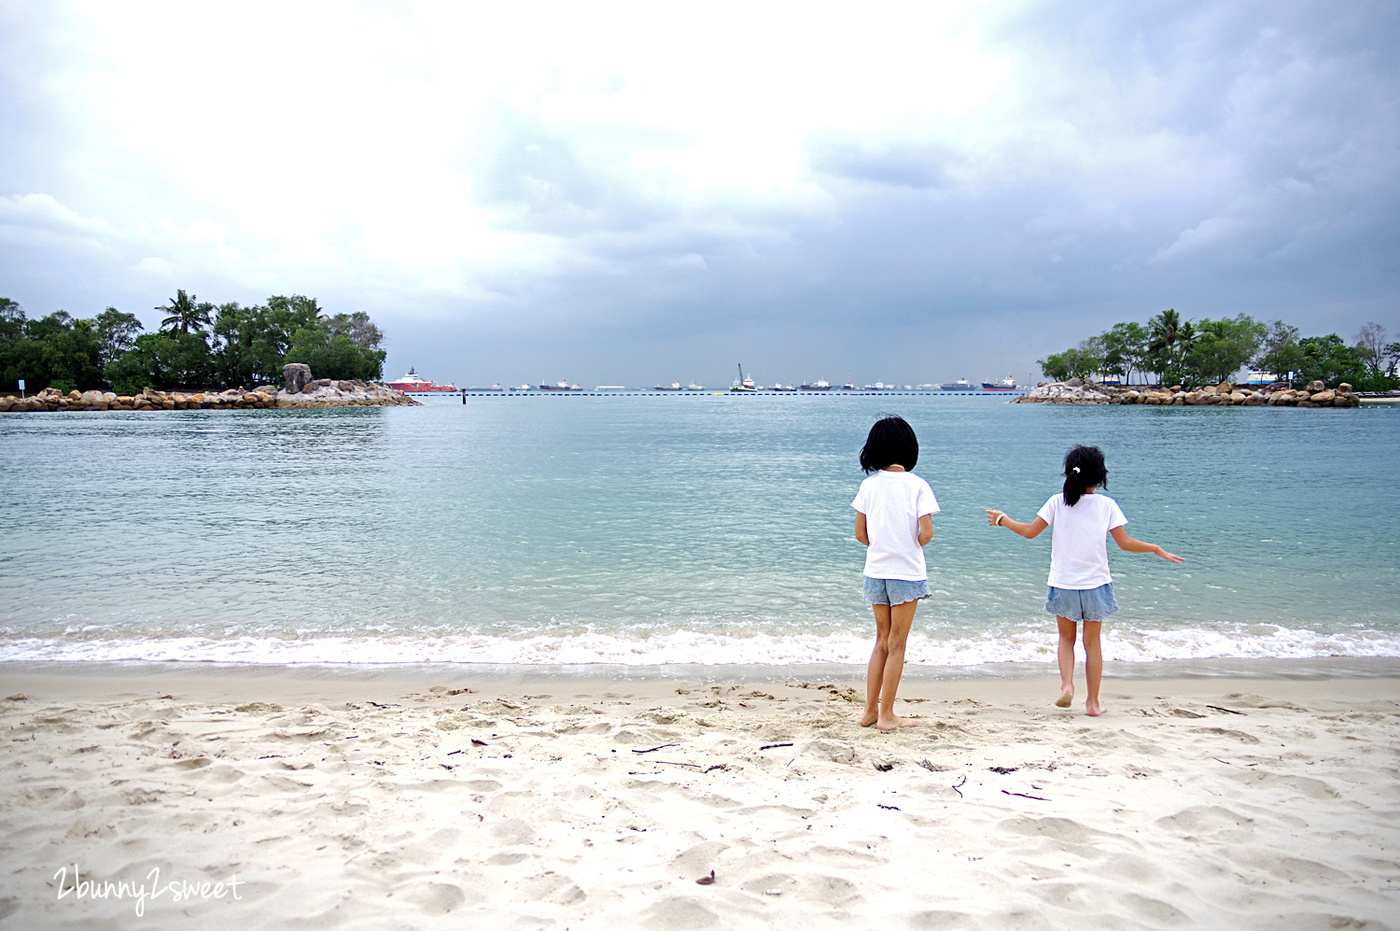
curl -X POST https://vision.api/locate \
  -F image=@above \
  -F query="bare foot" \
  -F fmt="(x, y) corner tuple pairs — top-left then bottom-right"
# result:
(876, 715), (918, 731)
(1055, 687), (1073, 708)
(1086, 701), (1105, 717)
(858, 711), (878, 727)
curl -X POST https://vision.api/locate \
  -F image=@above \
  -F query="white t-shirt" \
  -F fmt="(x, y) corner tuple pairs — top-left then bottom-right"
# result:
(1036, 492), (1128, 589)
(852, 470), (939, 581)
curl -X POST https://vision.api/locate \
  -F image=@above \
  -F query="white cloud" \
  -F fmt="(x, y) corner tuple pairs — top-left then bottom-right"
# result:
(0, 0), (1396, 382)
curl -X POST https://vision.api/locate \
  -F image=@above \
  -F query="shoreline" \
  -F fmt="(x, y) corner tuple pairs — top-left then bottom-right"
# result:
(4, 655), (1398, 700)
(2, 660), (1397, 927)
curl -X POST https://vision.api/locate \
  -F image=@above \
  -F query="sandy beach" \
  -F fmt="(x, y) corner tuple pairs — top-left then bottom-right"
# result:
(1, 661), (1397, 929)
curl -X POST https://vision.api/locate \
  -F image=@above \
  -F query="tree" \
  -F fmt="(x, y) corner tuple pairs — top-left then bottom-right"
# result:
(106, 331), (216, 394)
(1039, 337), (1104, 381)
(1099, 321), (1151, 384)
(1356, 323), (1388, 377)
(1147, 309), (1196, 385)
(1182, 314), (1265, 385)
(1254, 320), (1304, 383)
(211, 302), (283, 388)
(94, 307), (144, 370)
(327, 311), (384, 353)
(157, 290), (213, 336)
(283, 325), (386, 382)
(1294, 334), (1367, 388)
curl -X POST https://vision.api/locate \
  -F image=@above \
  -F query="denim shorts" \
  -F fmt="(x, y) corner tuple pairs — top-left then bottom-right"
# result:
(1044, 583), (1119, 622)
(863, 577), (932, 605)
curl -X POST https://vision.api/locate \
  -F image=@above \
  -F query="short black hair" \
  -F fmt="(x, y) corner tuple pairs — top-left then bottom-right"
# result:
(1062, 444), (1108, 506)
(859, 415), (919, 473)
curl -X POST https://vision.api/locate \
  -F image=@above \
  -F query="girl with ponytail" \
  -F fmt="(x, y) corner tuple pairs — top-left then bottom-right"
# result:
(985, 445), (1183, 716)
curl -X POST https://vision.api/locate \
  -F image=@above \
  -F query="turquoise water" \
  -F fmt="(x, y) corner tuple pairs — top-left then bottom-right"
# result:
(2, 396), (1397, 667)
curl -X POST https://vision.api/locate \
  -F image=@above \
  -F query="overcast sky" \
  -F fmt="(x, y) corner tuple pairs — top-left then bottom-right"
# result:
(2, 0), (1396, 388)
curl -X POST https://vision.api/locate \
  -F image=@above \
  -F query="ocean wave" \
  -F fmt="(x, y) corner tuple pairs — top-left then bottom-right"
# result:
(3, 623), (1398, 666)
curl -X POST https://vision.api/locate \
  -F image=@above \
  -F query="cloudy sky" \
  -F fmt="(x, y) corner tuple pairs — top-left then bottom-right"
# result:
(2, 0), (1396, 388)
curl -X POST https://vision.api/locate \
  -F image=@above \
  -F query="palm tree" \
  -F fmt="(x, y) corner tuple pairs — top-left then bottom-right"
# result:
(1148, 309), (1196, 376)
(157, 290), (213, 335)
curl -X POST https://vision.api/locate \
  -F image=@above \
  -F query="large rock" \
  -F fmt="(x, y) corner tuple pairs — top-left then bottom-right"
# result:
(1013, 381), (1111, 404)
(283, 363), (314, 394)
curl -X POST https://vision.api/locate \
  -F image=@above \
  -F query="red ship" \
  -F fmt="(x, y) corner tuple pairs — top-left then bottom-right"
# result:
(387, 368), (459, 394)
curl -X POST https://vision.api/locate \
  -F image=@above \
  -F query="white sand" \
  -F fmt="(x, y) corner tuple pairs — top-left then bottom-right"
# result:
(1, 663), (1398, 929)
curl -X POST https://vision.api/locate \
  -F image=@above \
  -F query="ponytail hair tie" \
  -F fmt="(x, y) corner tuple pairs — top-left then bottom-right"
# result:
(1072, 466), (1081, 473)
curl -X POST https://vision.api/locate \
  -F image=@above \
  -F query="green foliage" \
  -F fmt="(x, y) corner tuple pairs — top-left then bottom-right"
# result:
(94, 307), (144, 369)
(1251, 321), (1397, 391)
(0, 290), (391, 395)
(1039, 337), (1104, 381)
(1147, 309), (1197, 385)
(1182, 314), (1266, 385)
(157, 290), (214, 335)
(1255, 320), (1304, 382)
(105, 331), (216, 392)
(1039, 312), (1396, 391)
(1099, 321), (1150, 384)
(0, 303), (108, 392)
(283, 324), (386, 382)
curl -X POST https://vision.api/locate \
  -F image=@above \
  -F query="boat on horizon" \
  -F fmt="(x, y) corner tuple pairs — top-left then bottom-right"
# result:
(730, 364), (758, 392)
(981, 376), (1018, 391)
(387, 368), (460, 395)
(940, 379), (974, 391)
(539, 380), (583, 391)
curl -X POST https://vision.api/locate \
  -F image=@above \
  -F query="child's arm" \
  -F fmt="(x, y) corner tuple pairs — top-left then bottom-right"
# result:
(855, 512), (869, 546)
(1109, 526), (1184, 562)
(985, 509), (1047, 539)
(918, 513), (933, 546)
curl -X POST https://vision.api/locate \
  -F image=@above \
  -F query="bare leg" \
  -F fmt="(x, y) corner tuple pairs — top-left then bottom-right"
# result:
(1055, 615), (1076, 707)
(1083, 621), (1105, 716)
(861, 604), (891, 727)
(876, 599), (919, 730)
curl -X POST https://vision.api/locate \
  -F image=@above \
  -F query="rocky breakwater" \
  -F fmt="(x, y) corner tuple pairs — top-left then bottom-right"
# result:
(274, 378), (419, 408)
(0, 364), (420, 413)
(1015, 379), (1361, 408)
(0, 386), (280, 412)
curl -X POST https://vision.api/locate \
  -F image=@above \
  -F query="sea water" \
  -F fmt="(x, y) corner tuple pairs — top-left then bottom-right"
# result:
(2, 395), (1397, 671)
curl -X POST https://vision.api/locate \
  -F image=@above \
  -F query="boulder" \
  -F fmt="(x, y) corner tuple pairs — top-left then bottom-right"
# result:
(1306, 380), (1326, 393)
(1311, 390), (1336, 404)
(1337, 383), (1353, 395)
(283, 363), (314, 394)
